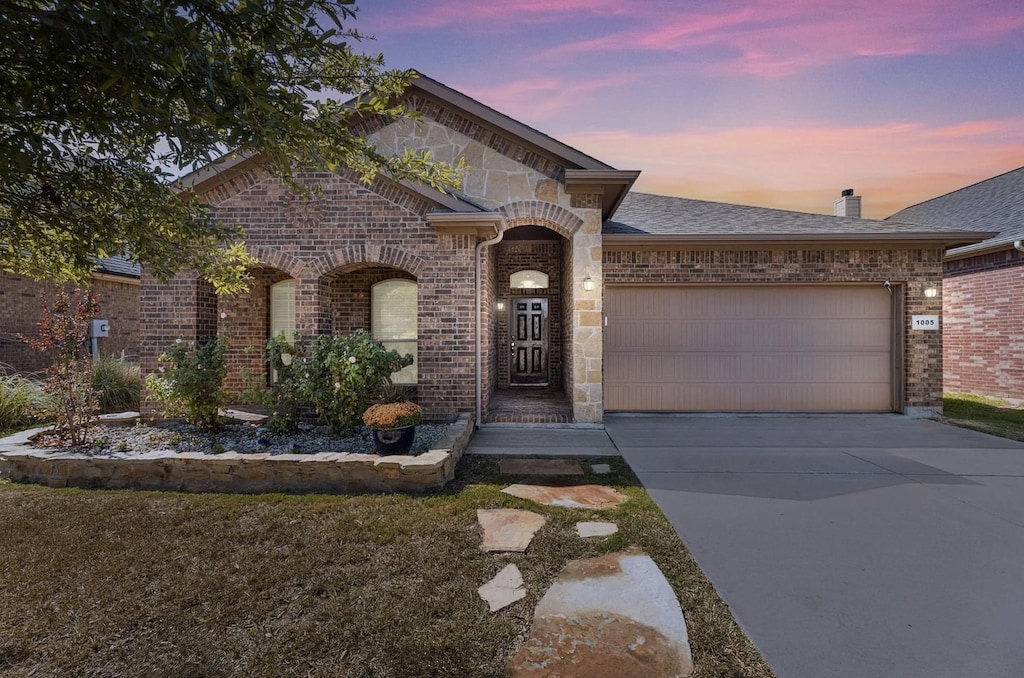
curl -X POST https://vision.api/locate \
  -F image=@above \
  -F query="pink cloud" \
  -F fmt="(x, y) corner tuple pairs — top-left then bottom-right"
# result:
(562, 117), (1024, 218)
(359, 0), (629, 32)
(456, 72), (638, 121)
(540, 1), (1024, 78)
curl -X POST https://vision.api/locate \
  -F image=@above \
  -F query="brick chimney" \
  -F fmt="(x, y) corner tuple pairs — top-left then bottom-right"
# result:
(833, 188), (861, 218)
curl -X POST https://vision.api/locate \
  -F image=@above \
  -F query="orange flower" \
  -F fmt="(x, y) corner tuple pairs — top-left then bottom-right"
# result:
(362, 401), (423, 429)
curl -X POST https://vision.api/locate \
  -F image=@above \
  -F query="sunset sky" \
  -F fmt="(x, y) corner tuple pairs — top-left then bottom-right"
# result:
(355, 0), (1024, 219)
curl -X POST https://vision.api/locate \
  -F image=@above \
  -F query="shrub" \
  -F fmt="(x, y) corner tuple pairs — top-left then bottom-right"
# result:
(92, 358), (142, 413)
(0, 372), (51, 432)
(296, 330), (412, 435)
(242, 332), (309, 434)
(23, 288), (99, 444)
(145, 336), (229, 430)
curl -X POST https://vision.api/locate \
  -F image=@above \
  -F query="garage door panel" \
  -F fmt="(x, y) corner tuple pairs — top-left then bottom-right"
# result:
(605, 286), (892, 412)
(604, 380), (891, 412)
(610, 318), (891, 351)
(606, 352), (889, 383)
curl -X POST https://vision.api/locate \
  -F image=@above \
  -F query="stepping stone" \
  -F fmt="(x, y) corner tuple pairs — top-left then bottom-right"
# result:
(477, 509), (547, 553)
(590, 463), (612, 475)
(220, 409), (269, 425)
(478, 564), (527, 612)
(509, 548), (693, 677)
(95, 411), (140, 426)
(499, 458), (584, 476)
(576, 521), (618, 538)
(502, 483), (628, 509)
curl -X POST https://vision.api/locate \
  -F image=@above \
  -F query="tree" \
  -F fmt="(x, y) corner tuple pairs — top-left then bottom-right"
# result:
(0, 1), (462, 292)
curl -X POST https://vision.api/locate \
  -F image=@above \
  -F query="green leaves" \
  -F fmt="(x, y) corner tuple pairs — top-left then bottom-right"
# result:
(0, 1), (461, 289)
(267, 330), (413, 435)
(146, 336), (230, 430)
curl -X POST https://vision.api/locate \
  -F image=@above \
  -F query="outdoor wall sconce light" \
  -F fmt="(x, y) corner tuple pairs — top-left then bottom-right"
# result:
(495, 299), (506, 311)
(582, 276), (595, 292)
(923, 283), (938, 298)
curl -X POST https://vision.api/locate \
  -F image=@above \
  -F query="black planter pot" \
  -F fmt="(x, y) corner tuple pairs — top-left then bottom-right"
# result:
(371, 425), (416, 455)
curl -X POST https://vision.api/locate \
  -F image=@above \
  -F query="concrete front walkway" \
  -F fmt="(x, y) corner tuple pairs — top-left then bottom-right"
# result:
(605, 414), (1024, 678)
(466, 426), (619, 457)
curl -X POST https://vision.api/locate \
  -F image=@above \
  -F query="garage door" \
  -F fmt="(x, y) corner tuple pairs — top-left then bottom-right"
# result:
(604, 285), (893, 412)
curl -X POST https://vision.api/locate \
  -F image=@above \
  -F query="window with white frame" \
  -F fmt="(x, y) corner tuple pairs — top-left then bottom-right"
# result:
(269, 279), (296, 382)
(372, 279), (417, 384)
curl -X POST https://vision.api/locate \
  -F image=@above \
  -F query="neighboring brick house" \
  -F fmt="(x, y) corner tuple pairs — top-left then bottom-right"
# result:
(888, 167), (1024, 404)
(0, 256), (141, 372)
(142, 74), (986, 424)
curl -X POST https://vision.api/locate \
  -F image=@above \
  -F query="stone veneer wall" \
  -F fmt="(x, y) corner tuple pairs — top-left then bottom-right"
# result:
(367, 108), (604, 423)
(943, 249), (1024, 404)
(603, 246), (946, 413)
(495, 239), (564, 388)
(0, 274), (139, 372)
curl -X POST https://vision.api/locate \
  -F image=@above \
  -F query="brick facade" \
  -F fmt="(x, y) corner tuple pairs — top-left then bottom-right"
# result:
(943, 249), (1024, 403)
(141, 87), (607, 423)
(603, 246), (947, 413)
(0, 273), (140, 372)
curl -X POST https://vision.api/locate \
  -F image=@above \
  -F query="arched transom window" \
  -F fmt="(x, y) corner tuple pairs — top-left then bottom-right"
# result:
(510, 269), (549, 289)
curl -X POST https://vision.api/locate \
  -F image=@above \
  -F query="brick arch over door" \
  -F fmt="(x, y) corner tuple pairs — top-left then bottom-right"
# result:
(309, 245), (427, 279)
(499, 201), (584, 239)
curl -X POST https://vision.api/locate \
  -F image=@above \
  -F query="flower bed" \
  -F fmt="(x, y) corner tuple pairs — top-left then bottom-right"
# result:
(0, 413), (474, 494)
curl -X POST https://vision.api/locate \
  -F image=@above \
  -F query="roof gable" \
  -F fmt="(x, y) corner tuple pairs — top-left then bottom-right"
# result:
(887, 167), (1024, 257)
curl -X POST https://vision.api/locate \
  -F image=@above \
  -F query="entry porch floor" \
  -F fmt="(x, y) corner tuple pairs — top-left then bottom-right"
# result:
(484, 386), (572, 424)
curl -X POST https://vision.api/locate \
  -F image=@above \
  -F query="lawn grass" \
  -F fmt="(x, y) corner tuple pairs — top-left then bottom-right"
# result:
(943, 393), (1024, 442)
(0, 456), (774, 678)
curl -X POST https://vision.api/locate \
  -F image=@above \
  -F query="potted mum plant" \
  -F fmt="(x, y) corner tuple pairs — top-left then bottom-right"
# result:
(362, 385), (423, 455)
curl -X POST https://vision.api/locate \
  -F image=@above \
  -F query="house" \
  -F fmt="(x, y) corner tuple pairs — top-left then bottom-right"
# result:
(141, 74), (988, 424)
(0, 256), (141, 372)
(888, 167), (1024, 404)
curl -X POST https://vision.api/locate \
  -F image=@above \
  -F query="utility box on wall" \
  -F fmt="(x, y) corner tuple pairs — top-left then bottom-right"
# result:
(90, 319), (110, 338)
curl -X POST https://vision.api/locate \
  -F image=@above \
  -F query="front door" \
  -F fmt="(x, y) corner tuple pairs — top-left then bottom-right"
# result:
(511, 298), (548, 385)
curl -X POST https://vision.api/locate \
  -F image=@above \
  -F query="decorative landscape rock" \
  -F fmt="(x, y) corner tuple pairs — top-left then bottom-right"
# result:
(478, 564), (527, 612)
(576, 521), (618, 538)
(590, 463), (612, 475)
(498, 458), (585, 476)
(0, 414), (475, 494)
(510, 548), (693, 677)
(502, 483), (628, 509)
(220, 409), (269, 425)
(96, 411), (141, 426)
(477, 509), (547, 552)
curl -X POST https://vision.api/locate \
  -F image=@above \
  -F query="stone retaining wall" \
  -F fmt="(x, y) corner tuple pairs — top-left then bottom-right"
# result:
(0, 414), (474, 494)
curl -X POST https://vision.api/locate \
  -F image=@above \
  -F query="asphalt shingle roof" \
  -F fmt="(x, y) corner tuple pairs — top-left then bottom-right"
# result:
(886, 166), (1024, 257)
(96, 254), (141, 278)
(605, 192), (972, 238)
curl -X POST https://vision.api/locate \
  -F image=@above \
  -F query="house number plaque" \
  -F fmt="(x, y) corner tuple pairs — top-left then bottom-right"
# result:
(911, 315), (939, 330)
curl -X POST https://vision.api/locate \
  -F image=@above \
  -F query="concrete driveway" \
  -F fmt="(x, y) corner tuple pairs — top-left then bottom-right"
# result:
(605, 413), (1024, 678)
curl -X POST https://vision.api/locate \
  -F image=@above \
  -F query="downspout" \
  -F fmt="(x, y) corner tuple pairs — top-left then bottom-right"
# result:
(476, 224), (506, 427)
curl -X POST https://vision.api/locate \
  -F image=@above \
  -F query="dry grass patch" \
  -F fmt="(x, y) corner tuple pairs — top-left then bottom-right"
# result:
(0, 457), (773, 678)
(943, 393), (1024, 442)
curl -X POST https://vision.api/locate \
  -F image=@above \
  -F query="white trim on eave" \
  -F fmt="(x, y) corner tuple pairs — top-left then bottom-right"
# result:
(603, 231), (996, 250)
